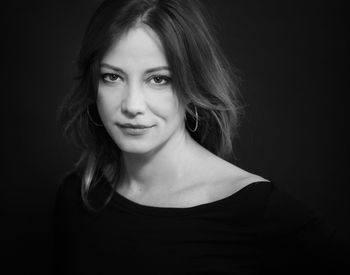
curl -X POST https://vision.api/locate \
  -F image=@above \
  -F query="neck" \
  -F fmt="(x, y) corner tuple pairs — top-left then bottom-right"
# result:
(120, 129), (199, 196)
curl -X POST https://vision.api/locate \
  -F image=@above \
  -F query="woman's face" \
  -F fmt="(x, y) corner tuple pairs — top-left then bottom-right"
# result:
(97, 26), (186, 155)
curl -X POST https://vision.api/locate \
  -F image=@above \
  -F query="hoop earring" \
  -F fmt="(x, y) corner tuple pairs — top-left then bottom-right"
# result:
(187, 104), (198, 132)
(87, 105), (103, 127)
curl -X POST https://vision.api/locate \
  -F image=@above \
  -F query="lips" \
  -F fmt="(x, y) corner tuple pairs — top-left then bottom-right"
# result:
(116, 123), (155, 136)
(118, 123), (154, 129)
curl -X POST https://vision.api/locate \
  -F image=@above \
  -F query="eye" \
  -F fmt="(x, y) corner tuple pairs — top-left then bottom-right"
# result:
(101, 73), (122, 83)
(149, 75), (171, 86)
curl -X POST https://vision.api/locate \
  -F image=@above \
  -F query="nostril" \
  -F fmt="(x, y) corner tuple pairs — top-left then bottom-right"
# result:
(121, 92), (146, 116)
(121, 102), (144, 117)
(122, 109), (139, 118)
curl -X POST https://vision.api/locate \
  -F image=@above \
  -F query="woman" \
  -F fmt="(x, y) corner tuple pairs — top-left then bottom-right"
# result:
(54, 0), (342, 274)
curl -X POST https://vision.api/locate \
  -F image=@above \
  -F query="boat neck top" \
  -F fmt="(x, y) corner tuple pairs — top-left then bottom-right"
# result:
(111, 180), (272, 217)
(53, 171), (343, 275)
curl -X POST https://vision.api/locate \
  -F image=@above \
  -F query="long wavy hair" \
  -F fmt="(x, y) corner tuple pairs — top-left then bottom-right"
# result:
(57, 0), (243, 211)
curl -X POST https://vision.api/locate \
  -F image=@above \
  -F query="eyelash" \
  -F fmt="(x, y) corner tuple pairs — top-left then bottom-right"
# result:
(149, 75), (171, 85)
(101, 73), (122, 83)
(100, 73), (171, 86)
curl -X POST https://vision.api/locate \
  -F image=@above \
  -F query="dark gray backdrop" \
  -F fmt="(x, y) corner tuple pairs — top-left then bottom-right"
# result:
(3, 0), (348, 274)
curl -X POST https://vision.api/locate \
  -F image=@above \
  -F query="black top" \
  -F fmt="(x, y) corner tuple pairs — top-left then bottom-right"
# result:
(53, 171), (344, 275)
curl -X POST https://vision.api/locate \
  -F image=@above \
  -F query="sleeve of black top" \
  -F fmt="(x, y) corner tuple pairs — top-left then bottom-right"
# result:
(260, 182), (348, 275)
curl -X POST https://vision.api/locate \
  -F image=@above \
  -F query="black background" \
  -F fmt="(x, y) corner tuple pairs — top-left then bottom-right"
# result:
(3, 0), (348, 274)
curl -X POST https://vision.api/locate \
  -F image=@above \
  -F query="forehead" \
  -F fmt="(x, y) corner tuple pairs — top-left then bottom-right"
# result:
(101, 26), (168, 70)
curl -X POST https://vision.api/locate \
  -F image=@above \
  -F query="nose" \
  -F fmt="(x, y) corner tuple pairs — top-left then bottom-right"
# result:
(121, 83), (146, 117)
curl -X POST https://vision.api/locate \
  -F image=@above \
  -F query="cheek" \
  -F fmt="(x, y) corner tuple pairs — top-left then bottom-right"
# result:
(148, 92), (185, 122)
(96, 89), (121, 118)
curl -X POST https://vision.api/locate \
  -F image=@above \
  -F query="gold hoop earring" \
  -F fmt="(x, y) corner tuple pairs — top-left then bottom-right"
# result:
(87, 105), (103, 127)
(187, 104), (198, 132)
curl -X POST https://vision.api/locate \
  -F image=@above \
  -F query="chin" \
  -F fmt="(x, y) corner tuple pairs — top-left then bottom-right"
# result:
(115, 139), (158, 155)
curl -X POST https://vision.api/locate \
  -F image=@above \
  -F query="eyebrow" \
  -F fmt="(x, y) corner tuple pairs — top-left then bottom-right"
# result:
(100, 63), (171, 74)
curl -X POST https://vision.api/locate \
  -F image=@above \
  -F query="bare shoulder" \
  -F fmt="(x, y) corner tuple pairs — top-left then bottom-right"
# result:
(164, 144), (270, 207)
(202, 157), (270, 203)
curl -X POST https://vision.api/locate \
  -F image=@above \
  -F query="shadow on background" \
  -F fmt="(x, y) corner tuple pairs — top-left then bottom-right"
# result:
(3, 0), (348, 274)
